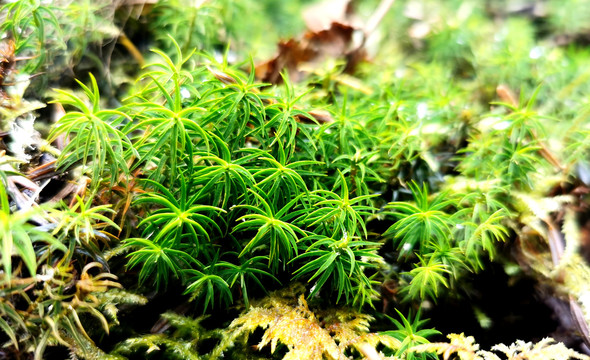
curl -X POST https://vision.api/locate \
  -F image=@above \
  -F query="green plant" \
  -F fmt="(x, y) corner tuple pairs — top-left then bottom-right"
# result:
(264, 75), (318, 157)
(292, 232), (380, 307)
(384, 181), (454, 256)
(502, 141), (545, 189)
(252, 143), (319, 207)
(191, 132), (260, 210)
(0, 181), (63, 283)
(199, 61), (267, 152)
(300, 172), (378, 240)
(49, 73), (135, 188)
(7, 0), (590, 358)
(0, 0), (63, 72)
(183, 267), (233, 312)
(459, 208), (509, 269)
(125, 37), (208, 183)
(217, 254), (278, 308)
(233, 190), (305, 273)
(332, 147), (385, 197)
(401, 255), (451, 301)
(50, 194), (120, 259)
(123, 172), (225, 289)
(383, 309), (440, 360)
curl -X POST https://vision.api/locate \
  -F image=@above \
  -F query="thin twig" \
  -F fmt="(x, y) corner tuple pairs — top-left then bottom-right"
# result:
(545, 217), (590, 348)
(364, 0), (396, 41)
(119, 32), (145, 67)
(570, 295), (590, 349)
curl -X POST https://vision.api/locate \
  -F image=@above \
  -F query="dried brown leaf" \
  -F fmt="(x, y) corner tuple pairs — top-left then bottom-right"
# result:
(303, 0), (354, 32)
(255, 22), (360, 84)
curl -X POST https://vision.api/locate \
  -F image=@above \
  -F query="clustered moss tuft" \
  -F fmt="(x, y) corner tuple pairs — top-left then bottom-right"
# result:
(2, 0), (590, 359)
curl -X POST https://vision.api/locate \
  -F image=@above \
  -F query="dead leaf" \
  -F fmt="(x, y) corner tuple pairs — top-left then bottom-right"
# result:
(256, 22), (358, 84)
(0, 39), (16, 94)
(207, 65), (238, 85)
(496, 84), (518, 108)
(299, 109), (334, 124)
(256, 0), (396, 85)
(303, 0), (355, 32)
